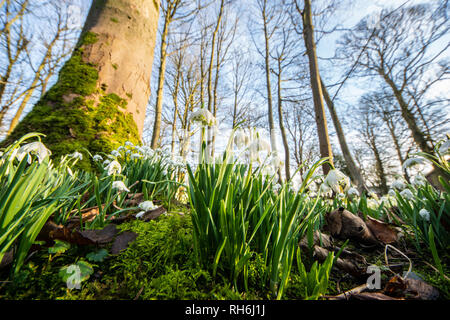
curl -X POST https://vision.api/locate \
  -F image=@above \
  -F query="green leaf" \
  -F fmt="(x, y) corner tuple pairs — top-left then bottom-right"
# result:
(59, 260), (94, 284)
(86, 248), (109, 262)
(48, 240), (71, 254)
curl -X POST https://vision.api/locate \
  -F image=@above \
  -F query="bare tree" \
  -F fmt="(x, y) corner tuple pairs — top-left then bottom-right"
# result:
(338, 2), (449, 159)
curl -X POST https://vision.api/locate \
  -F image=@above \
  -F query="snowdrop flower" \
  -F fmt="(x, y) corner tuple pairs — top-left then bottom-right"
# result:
(269, 153), (283, 168)
(105, 160), (122, 175)
(111, 150), (120, 157)
(189, 108), (216, 127)
(134, 146), (144, 154)
(261, 165), (276, 177)
(392, 179), (406, 190)
(16, 141), (51, 164)
(273, 183), (282, 193)
(130, 153), (142, 160)
(323, 169), (350, 193)
(93, 154), (103, 161)
(367, 198), (379, 210)
(138, 200), (158, 212)
(136, 211), (146, 219)
(319, 183), (333, 197)
(337, 193), (345, 199)
(347, 187), (359, 198)
(125, 141), (134, 147)
(412, 174), (427, 187)
(69, 151), (83, 160)
(399, 189), (414, 200)
(419, 208), (430, 221)
(117, 146), (125, 152)
(388, 189), (396, 197)
(102, 159), (111, 166)
(248, 138), (271, 163)
(112, 181), (130, 192)
(402, 157), (425, 169)
(438, 139), (450, 155)
(234, 129), (250, 149)
(249, 138), (271, 154)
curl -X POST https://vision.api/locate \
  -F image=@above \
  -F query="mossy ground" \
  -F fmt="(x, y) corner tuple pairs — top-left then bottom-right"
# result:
(0, 212), (257, 300)
(1, 31), (140, 171)
(1, 211), (448, 300)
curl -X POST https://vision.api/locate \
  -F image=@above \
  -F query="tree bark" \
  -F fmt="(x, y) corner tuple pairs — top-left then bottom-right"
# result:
(301, 0), (333, 174)
(3, 0), (160, 170)
(320, 77), (367, 192)
(276, 59), (290, 180)
(261, 2), (278, 156)
(151, 8), (171, 149)
(79, 0), (160, 135)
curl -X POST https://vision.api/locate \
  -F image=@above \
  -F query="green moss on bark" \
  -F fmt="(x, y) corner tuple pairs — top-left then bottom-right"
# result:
(1, 32), (140, 171)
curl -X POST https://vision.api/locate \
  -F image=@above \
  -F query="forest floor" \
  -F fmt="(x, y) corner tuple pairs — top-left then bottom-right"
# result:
(1, 201), (449, 301)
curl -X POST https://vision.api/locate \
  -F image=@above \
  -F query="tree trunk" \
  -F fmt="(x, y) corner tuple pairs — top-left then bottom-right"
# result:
(276, 59), (290, 180)
(262, 4), (277, 156)
(383, 114), (410, 183)
(301, 0), (333, 174)
(3, 0), (160, 170)
(151, 11), (171, 149)
(320, 77), (367, 192)
(381, 73), (433, 154)
(369, 131), (388, 195)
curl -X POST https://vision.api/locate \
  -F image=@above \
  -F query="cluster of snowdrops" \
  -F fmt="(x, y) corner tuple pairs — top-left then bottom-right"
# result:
(0, 108), (449, 298)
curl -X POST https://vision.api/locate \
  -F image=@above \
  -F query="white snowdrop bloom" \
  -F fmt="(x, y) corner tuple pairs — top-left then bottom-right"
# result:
(412, 174), (427, 187)
(136, 211), (146, 219)
(308, 192), (318, 198)
(337, 193), (345, 199)
(69, 151), (83, 160)
(105, 160), (122, 175)
(269, 153), (283, 168)
(130, 153), (142, 160)
(323, 169), (350, 193)
(319, 183), (333, 197)
(367, 198), (379, 210)
(125, 141), (134, 147)
(126, 149), (132, 155)
(117, 146), (125, 152)
(234, 129), (250, 149)
(273, 183), (282, 193)
(438, 139), (450, 155)
(400, 189), (414, 200)
(380, 196), (389, 204)
(249, 138), (271, 154)
(388, 189), (396, 197)
(261, 165), (276, 177)
(419, 209), (430, 221)
(134, 146), (144, 154)
(16, 141), (51, 164)
(112, 181), (130, 192)
(111, 150), (120, 157)
(93, 154), (103, 161)
(138, 200), (158, 212)
(347, 187), (359, 197)
(189, 108), (216, 127)
(402, 157), (425, 169)
(391, 179), (406, 190)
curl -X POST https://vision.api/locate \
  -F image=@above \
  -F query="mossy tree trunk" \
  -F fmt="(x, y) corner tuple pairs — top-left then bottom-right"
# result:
(3, 0), (160, 170)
